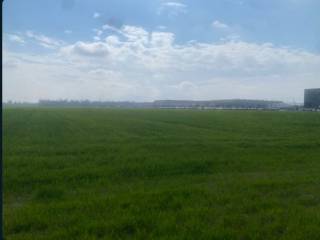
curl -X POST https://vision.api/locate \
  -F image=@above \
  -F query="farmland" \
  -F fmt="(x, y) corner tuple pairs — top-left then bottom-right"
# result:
(3, 108), (320, 240)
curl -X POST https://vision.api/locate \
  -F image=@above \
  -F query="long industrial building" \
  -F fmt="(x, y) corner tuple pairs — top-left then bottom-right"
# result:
(304, 88), (320, 109)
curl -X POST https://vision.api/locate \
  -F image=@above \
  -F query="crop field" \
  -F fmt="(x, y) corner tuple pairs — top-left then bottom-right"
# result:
(3, 108), (320, 240)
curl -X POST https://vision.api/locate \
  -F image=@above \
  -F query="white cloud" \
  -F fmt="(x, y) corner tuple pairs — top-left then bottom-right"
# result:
(61, 41), (109, 57)
(157, 25), (167, 30)
(92, 29), (103, 41)
(212, 20), (242, 42)
(122, 25), (149, 43)
(3, 25), (320, 102)
(6, 34), (25, 44)
(212, 20), (230, 30)
(105, 35), (120, 45)
(150, 32), (175, 47)
(163, 2), (187, 8)
(25, 31), (64, 49)
(93, 12), (101, 19)
(94, 29), (103, 36)
(93, 36), (101, 41)
(102, 24), (124, 35)
(158, 1), (188, 16)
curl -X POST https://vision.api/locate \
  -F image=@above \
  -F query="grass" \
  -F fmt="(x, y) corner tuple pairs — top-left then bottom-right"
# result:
(3, 108), (320, 240)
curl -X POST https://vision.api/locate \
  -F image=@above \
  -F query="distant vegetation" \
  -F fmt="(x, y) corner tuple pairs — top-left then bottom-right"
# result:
(152, 99), (287, 109)
(4, 108), (320, 239)
(4, 99), (291, 109)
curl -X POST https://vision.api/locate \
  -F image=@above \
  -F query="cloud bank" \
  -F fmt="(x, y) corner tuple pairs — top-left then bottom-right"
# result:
(3, 24), (320, 102)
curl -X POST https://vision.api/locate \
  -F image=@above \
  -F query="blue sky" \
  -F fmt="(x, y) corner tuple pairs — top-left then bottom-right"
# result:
(3, 0), (320, 102)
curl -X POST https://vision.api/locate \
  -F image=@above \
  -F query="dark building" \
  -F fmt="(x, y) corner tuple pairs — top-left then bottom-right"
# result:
(304, 88), (320, 109)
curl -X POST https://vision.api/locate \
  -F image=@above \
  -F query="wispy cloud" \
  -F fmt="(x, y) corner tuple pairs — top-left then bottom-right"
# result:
(212, 20), (241, 41)
(157, 25), (167, 30)
(212, 20), (230, 30)
(158, 1), (188, 16)
(163, 2), (187, 8)
(64, 30), (72, 34)
(102, 24), (123, 35)
(93, 36), (101, 41)
(94, 29), (103, 36)
(93, 12), (101, 19)
(6, 34), (25, 44)
(25, 31), (64, 49)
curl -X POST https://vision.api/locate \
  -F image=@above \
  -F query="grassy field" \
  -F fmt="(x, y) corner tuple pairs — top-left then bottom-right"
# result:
(4, 108), (320, 240)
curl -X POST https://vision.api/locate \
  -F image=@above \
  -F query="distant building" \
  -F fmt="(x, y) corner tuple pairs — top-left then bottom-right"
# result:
(304, 89), (320, 109)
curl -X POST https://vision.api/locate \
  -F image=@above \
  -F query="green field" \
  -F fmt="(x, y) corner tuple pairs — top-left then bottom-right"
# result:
(4, 108), (320, 240)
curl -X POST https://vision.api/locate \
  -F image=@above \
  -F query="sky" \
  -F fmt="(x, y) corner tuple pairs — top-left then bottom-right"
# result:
(3, 0), (320, 103)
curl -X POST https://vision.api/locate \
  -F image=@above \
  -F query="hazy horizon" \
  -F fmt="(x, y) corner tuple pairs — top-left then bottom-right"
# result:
(3, 0), (320, 103)
(3, 98), (300, 106)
